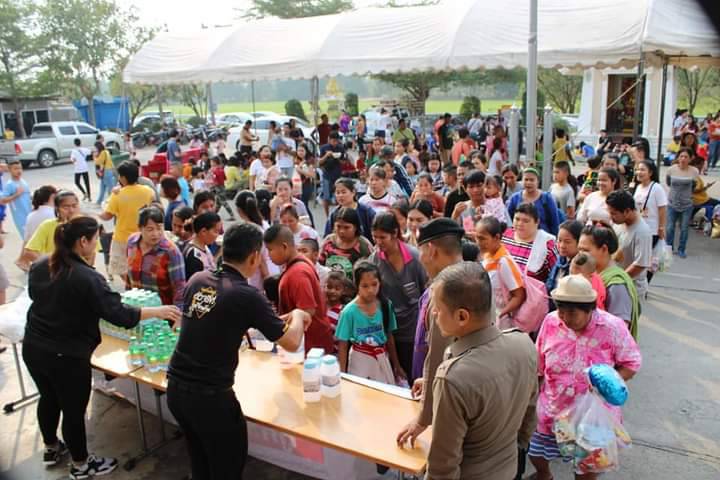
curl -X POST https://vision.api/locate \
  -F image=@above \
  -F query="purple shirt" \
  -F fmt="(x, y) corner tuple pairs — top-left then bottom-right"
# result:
(412, 288), (432, 381)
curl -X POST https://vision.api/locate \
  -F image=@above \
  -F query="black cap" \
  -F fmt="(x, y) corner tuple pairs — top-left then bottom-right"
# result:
(417, 218), (465, 246)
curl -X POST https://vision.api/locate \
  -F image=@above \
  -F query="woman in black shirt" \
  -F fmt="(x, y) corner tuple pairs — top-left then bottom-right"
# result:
(23, 216), (180, 479)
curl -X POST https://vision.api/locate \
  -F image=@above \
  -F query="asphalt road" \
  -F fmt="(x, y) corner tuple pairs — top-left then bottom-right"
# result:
(0, 161), (719, 479)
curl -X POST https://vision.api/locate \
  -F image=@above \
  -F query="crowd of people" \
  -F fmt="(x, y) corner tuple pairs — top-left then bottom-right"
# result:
(9, 105), (720, 479)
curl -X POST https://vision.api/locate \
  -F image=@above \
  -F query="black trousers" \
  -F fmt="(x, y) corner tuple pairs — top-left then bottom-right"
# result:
(395, 340), (415, 385)
(74, 172), (91, 198)
(22, 342), (91, 462)
(167, 381), (248, 480)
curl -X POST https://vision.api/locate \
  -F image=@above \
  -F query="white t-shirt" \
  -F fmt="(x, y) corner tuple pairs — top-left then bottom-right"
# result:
(249, 158), (267, 184)
(550, 183), (577, 215)
(70, 147), (90, 173)
(633, 182), (668, 235)
(276, 151), (294, 169)
(488, 150), (503, 176)
(359, 191), (397, 213)
(577, 191), (609, 224)
(24, 205), (56, 240)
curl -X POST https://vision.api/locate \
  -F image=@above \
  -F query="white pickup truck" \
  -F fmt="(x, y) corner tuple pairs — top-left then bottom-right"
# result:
(0, 121), (123, 168)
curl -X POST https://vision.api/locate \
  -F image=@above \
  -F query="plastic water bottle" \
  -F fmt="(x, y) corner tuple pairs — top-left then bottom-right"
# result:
(128, 336), (143, 367)
(302, 360), (322, 403)
(320, 355), (341, 398)
(285, 335), (305, 364)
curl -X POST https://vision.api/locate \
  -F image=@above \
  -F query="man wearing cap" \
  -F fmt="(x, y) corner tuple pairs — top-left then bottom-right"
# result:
(396, 218), (464, 447)
(424, 261), (537, 480)
(530, 275), (641, 480)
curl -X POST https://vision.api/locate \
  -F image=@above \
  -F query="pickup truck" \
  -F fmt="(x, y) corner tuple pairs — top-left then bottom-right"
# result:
(0, 121), (123, 168)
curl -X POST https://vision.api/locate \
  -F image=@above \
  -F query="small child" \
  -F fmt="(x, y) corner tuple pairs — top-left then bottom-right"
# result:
(191, 167), (207, 193)
(209, 157), (226, 187)
(550, 161), (577, 219)
(335, 261), (405, 385)
(426, 154), (444, 191)
(483, 174), (508, 224)
(324, 271), (347, 336)
(298, 238), (330, 290)
(359, 167), (396, 213)
(570, 252), (607, 309)
(402, 157), (419, 186)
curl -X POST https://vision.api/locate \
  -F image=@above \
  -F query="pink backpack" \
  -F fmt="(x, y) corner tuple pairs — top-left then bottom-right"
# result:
(512, 272), (549, 333)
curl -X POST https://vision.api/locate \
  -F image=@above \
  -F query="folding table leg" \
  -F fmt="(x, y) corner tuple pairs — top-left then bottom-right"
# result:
(3, 343), (40, 414)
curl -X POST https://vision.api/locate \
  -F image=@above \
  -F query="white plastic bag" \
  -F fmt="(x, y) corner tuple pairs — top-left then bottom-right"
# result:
(651, 239), (672, 273)
(0, 288), (32, 343)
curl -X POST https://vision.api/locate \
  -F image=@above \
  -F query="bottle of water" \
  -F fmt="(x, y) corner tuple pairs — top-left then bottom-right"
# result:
(285, 335), (305, 364)
(303, 360), (322, 403)
(128, 336), (143, 367)
(320, 355), (341, 398)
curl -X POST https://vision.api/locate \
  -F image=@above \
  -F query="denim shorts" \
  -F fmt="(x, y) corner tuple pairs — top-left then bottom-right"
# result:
(321, 178), (335, 203)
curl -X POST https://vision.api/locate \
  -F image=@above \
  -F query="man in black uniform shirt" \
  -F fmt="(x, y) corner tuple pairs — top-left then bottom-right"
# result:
(167, 222), (310, 480)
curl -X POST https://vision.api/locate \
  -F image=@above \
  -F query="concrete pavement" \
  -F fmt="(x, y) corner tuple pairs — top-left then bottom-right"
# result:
(0, 161), (719, 479)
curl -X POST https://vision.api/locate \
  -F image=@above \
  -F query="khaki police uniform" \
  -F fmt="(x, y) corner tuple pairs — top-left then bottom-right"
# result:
(426, 326), (538, 480)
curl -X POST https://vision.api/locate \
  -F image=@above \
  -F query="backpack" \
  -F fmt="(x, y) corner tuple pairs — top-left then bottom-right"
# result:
(501, 271), (549, 333)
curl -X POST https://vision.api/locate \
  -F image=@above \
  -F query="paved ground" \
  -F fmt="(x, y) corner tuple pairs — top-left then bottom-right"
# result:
(0, 158), (719, 479)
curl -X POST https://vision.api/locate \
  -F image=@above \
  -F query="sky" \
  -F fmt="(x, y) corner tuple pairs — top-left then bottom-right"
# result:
(128, 0), (387, 31)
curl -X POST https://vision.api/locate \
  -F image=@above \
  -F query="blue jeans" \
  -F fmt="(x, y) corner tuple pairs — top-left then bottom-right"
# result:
(666, 206), (693, 254)
(710, 140), (720, 169)
(692, 198), (720, 221)
(96, 170), (116, 205)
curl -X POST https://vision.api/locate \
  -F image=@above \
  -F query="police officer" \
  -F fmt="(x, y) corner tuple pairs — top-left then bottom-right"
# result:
(425, 261), (538, 480)
(167, 222), (310, 480)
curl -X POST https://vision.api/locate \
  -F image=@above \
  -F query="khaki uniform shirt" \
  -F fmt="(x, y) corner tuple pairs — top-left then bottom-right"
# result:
(426, 326), (538, 480)
(419, 296), (453, 426)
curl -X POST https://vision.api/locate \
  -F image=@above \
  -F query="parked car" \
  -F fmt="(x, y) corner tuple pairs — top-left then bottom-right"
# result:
(133, 112), (175, 129)
(0, 121), (123, 168)
(215, 112), (254, 126)
(227, 115), (314, 152)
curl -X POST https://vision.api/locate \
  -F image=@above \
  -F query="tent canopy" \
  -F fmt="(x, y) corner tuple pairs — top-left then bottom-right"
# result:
(123, 0), (720, 85)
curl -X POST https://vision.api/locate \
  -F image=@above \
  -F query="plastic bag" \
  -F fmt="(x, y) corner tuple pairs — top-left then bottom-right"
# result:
(652, 239), (672, 273)
(588, 364), (628, 406)
(553, 391), (631, 475)
(0, 288), (32, 343)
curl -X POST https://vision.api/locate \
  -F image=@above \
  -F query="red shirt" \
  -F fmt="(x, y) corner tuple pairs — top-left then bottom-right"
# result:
(278, 256), (334, 354)
(211, 166), (226, 186)
(317, 123), (332, 146)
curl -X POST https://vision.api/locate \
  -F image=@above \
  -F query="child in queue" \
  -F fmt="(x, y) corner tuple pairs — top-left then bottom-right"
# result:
(319, 207), (373, 279)
(298, 238), (330, 290)
(570, 252), (607, 309)
(359, 167), (396, 213)
(324, 271), (348, 338)
(426, 154), (444, 191)
(335, 261), (406, 385)
(410, 173), (445, 218)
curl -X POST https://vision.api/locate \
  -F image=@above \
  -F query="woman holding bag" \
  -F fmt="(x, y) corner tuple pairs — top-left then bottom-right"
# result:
(632, 160), (667, 282)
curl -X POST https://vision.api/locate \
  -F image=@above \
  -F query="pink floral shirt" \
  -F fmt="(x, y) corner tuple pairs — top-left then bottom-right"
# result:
(535, 309), (642, 434)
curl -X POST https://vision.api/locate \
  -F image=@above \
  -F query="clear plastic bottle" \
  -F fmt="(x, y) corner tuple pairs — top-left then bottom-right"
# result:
(302, 360), (322, 403)
(128, 336), (143, 366)
(320, 355), (341, 398)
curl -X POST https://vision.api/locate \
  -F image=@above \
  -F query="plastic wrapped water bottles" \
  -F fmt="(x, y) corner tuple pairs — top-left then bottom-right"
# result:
(103, 289), (163, 340)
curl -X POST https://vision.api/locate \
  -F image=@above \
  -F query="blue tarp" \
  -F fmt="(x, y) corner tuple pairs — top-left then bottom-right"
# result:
(73, 96), (129, 131)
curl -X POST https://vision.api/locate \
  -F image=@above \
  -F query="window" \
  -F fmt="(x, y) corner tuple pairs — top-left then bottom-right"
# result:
(59, 126), (76, 136)
(31, 125), (53, 138)
(36, 110), (49, 123)
(77, 124), (97, 135)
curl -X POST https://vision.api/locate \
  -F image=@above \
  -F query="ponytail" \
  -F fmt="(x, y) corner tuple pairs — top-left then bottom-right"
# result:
(235, 190), (264, 226)
(49, 216), (99, 279)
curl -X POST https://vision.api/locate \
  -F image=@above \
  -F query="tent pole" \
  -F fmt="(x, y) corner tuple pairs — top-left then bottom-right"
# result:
(208, 82), (216, 125)
(633, 54), (645, 140)
(656, 58), (669, 171)
(251, 80), (257, 135)
(525, 0), (538, 165)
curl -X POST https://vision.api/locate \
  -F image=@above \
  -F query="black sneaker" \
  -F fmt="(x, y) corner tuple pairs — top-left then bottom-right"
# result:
(43, 440), (69, 466)
(69, 455), (118, 479)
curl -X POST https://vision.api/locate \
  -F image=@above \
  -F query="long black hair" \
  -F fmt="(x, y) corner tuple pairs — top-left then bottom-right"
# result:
(371, 211), (401, 238)
(235, 190), (264, 226)
(352, 261), (392, 334)
(49, 216), (99, 279)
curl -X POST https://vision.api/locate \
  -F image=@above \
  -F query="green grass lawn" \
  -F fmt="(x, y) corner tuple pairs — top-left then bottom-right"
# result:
(154, 98), (518, 117)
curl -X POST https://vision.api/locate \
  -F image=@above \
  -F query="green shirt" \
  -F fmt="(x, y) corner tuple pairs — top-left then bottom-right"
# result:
(392, 127), (416, 144)
(336, 299), (397, 346)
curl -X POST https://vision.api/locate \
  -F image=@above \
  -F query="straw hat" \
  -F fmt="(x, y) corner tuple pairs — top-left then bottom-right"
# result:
(551, 274), (598, 303)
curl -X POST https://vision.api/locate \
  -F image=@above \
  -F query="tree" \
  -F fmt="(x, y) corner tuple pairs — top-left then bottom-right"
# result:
(39, 0), (138, 126)
(460, 96), (481, 119)
(177, 84), (208, 120)
(285, 99), (308, 121)
(345, 92), (359, 115)
(0, 0), (45, 138)
(678, 67), (718, 115)
(244, 0), (353, 19)
(537, 67), (582, 114)
(373, 72), (459, 115)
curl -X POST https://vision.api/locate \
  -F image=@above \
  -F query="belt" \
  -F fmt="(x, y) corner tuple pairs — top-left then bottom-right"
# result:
(351, 343), (387, 358)
(167, 378), (233, 396)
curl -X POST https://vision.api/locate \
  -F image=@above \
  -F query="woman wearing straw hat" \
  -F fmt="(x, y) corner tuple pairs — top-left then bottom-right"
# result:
(528, 275), (642, 480)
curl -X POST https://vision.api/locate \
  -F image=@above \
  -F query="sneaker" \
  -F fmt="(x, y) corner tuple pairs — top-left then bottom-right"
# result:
(43, 440), (69, 466)
(69, 454), (118, 479)
(678, 251), (687, 259)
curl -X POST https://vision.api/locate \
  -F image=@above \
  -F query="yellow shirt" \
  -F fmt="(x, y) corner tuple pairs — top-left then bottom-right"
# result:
(667, 141), (680, 154)
(26, 218), (59, 254)
(26, 218), (101, 254)
(552, 138), (570, 162)
(95, 150), (113, 170)
(106, 184), (155, 243)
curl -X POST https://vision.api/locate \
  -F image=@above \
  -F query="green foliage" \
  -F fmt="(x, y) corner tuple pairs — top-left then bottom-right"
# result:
(677, 67), (719, 116)
(459, 96), (481, 120)
(39, 0), (139, 125)
(285, 99), (307, 121)
(186, 116), (207, 128)
(521, 88), (546, 126)
(537, 67), (582, 114)
(245, 0), (352, 18)
(345, 92), (359, 116)
(177, 85), (208, 119)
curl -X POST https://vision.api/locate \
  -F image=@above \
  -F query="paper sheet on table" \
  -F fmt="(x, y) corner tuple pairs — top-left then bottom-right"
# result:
(340, 373), (417, 401)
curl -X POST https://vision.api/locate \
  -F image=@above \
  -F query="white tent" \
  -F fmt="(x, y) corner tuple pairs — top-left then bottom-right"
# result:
(123, 0), (720, 85)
